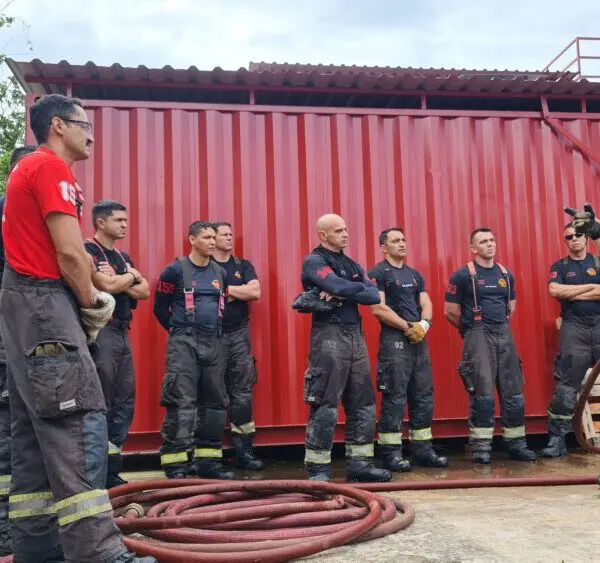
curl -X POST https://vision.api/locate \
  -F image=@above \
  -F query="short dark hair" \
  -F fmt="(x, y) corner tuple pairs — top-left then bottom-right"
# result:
(188, 221), (215, 237)
(92, 200), (127, 229)
(470, 227), (493, 244)
(9, 145), (36, 172)
(378, 227), (404, 246)
(213, 221), (232, 232)
(30, 94), (84, 144)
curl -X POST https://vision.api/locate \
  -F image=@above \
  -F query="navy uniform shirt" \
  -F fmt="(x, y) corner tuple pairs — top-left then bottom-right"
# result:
(154, 258), (228, 332)
(301, 246), (380, 324)
(213, 255), (258, 332)
(445, 262), (516, 331)
(85, 239), (137, 322)
(548, 253), (600, 318)
(368, 261), (425, 329)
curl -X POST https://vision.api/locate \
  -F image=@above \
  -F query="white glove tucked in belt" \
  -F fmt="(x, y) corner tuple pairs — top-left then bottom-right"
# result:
(80, 292), (116, 344)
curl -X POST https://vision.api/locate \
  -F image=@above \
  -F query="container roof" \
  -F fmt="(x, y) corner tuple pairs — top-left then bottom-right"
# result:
(7, 58), (600, 108)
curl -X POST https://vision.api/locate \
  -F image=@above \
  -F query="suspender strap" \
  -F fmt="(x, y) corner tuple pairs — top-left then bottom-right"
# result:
(467, 261), (511, 321)
(210, 261), (225, 322)
(178, 257), (196, 325)
(495, 262), (512, 318)
(85, 238), (128, 271)
(466, 261), (482, 321)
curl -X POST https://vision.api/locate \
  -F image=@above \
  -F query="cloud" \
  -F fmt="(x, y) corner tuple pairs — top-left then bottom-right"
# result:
(2, 0), (599, 73)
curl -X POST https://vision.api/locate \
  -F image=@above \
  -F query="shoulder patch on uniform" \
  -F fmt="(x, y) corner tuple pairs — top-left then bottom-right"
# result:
(498, 278), (507, 288)
(212, 279), (221, 290)
(587, 268), (597, 276)
(234, 270), (241, 279)
(550, 271), (558, 279)
(446, 283), (457, 295)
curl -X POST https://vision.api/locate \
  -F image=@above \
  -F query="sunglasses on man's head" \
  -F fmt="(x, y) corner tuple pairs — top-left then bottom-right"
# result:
(565, 233), (585, 241)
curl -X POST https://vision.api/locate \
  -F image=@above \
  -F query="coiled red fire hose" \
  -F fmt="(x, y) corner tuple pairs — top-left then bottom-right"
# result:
(109, 479), (414, 562)
(573, 359), (600, 454)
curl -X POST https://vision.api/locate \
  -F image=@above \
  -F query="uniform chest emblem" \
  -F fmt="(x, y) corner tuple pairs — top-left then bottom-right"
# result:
(212, 280), (221, 290)
(567, 271), (577, 278)
(478, 279), (485, 285)
(587, 268), (597, 276)
(234, 270), (241, 279)
(498, 278), (507, 288)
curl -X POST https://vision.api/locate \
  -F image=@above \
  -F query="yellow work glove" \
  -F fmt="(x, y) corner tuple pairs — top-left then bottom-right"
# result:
(404, 322), (426, 344)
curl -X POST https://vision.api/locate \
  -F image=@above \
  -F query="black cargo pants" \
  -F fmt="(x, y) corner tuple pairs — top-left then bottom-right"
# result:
(159, 327), (228, 476)
(223, 326), (257, 436)
(92, 320), (135, 482)
(0, 327), (11, 554)
(303, 322), (376, 466)
(547, 316), (600, 436)
(0, 267), (125, 563)
(376, 330), (434, 453)
(458, 322), (525, 453)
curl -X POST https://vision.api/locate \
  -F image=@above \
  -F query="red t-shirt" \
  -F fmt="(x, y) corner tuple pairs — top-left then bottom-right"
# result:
(3, 147), (84, 279)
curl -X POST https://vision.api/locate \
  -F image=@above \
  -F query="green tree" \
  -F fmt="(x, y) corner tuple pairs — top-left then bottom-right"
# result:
(0, 2), (31, 193)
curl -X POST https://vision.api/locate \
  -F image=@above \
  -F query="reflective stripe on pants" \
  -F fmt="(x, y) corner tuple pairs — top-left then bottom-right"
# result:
(346, 443), (374, 458)
(9, 492), (55, 519)
(54, 490), (113, 527)
(304, 449), (331, 464)
(409, 427), (433, 441)
(161, 452), (189, 466)
(502, 426), (525, 440)
(378, 432), (402, 445)
(194, 448), (223, 459)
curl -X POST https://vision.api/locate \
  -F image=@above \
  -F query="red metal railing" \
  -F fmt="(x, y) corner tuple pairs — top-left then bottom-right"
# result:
(543, 37), (600, 80)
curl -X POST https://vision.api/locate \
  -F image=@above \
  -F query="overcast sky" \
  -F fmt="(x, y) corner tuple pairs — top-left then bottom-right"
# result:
(2, 0), (600, 75)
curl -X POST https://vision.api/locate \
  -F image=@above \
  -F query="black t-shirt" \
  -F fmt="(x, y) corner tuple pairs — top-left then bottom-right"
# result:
(212, 256), (258, 332)
(368, 260), (426, 326)
(85, 239), (137, 322)
(548, 253), (600, 318)
(153, 258), (228, 332)
(445, 262), (516, 331)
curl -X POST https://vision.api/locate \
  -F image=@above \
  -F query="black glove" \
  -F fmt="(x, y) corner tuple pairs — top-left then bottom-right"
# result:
(291, 288), (335, 314)
(564, 203), (600, 240)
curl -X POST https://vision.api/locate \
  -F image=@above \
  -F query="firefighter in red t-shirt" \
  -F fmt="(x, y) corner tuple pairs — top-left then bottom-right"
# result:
(1, 94), (155, 563)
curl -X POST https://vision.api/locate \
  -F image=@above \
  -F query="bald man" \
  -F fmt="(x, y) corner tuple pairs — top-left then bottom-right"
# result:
(299, 214), (391, 482)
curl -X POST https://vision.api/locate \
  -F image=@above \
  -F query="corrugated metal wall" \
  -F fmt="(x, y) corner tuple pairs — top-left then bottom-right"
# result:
(54, 102), (600, 447)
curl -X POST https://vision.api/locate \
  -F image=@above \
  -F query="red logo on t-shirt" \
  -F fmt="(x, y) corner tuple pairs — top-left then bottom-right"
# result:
(549, 271), (558, 279)
(317, 266), (333, 279)
(447, 283), (457, 295)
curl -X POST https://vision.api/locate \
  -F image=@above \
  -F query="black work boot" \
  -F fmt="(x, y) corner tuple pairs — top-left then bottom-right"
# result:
(379, 446), (411, 473)
(107, 453), (127, 489)
(411, 442), (449, 468)
(346, 459), (392, 483)
(505, 438), (536, 461)
(541, 434), (567, 457)
(196, 458), (235, 480)
(111, 551), (158, 563)
(306, 462), (332, 481)
(107, 475), (128, 489)
(0, 517), (11, 556)
(231, 434), (265, 470)
(470, 441), (492, 464)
